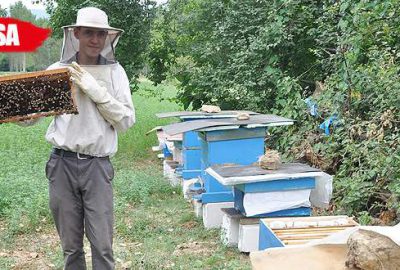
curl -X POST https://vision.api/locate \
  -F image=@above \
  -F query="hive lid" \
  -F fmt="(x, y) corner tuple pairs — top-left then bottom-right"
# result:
(162, 114), (294, 135)
(206, 163), (323, 185)
(155, 110), (259, 119)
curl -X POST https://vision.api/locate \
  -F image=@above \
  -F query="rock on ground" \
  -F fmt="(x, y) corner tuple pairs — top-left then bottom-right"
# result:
(346, 229), (400, 270)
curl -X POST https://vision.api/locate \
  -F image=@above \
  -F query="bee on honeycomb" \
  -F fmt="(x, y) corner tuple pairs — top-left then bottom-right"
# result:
(0, 68), (78, 124)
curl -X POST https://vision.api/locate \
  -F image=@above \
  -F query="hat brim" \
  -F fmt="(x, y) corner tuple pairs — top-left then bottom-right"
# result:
(63, 23), (124, 34)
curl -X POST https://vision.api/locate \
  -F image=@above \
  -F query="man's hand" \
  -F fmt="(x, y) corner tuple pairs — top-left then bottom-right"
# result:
(69, 62), (109, 104)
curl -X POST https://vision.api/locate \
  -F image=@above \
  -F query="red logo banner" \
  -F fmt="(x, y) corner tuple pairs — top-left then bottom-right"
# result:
(0, 17), (51, 52)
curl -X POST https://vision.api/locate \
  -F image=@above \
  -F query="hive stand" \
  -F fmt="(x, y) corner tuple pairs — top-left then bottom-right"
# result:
(221, 206), (265, 253)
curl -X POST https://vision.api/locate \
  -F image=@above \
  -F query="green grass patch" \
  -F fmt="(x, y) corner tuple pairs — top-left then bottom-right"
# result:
(117, 79), (181, 163)
(0, 119), (53, 241)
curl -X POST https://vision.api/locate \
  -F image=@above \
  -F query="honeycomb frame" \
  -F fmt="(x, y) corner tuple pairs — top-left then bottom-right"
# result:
(0, 68), (78, 124)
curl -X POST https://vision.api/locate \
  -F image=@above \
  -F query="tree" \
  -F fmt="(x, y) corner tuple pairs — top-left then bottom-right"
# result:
(46, 0), (156, 83)
(10, 1), (36, 22)
(0, 5), (7, 17)
(0, 6), (8, 71)
(147, 7), (177, 84)
(150, 0), (321, 112)
(8, 1), (37, 72)
(31, 18), (63, 71)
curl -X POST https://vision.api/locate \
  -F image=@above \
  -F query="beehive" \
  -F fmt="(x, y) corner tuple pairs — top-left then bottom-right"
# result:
(0, 68), (77, 123)
(259, 215), (359, 250)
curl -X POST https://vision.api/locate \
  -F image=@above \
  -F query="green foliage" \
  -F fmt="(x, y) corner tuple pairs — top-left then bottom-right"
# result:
(357, 211), (373, 225)
(147, 7), (177, 84)
(308, 0), (400, 219)
(0, 5), (7, 16)
(46, 0), (156, 83)
(31, 18), (63, 71)
(149, 0), (323, 111)
(10, 1), (37, 22)
(149, 0), (400, 222)
(0, 55), (8, 71)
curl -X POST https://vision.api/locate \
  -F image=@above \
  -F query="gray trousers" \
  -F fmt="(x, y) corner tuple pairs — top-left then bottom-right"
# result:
(46, 152), (115, 270)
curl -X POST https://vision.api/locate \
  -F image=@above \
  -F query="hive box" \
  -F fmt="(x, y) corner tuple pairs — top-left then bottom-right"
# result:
(207, 163), (325, 217)
(199, 127), (267, 203)
(258, 215), (358, 250)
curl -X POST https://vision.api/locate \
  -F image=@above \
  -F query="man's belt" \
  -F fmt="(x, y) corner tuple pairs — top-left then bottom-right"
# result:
(52, 148), (97, 160)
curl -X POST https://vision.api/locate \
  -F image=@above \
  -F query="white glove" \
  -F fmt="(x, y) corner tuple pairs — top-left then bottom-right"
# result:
(69, 62), (110, 104)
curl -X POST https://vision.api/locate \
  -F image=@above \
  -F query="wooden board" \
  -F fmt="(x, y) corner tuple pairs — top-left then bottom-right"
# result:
(155, 130), (183, 142)
(250, 244), (348, 270)
(261, 215), (358, 226)
(0, 68), (77, 123)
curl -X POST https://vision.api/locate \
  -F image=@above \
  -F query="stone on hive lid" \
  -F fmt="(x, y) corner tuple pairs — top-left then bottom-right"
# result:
(259, 150), (281, 170)
(201, 104), (221, 113)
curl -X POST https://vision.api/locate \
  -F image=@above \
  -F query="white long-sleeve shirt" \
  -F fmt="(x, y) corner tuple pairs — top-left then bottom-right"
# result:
(45, 62), (135, 157)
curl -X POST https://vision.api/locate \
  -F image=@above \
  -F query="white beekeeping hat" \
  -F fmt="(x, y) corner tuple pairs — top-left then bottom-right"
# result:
(60, 7), (123, 64)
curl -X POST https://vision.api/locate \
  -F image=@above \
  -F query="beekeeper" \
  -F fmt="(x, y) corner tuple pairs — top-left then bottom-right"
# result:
(45, 7), (135, 270)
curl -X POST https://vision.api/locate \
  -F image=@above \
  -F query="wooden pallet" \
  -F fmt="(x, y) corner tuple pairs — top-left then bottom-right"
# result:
(0, 68), (77, 123)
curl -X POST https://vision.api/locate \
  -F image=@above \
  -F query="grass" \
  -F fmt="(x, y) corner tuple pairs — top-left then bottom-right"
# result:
(0, 80), (250, 269)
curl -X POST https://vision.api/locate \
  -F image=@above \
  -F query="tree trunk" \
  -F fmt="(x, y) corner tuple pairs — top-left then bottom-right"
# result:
(23, 53), (26, 72)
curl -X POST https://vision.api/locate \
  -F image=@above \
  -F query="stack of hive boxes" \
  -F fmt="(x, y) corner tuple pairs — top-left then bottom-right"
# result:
(206, 162), (331, 252)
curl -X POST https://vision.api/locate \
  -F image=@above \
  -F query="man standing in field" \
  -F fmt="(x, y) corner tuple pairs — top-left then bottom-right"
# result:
(45, 7), (135, 269)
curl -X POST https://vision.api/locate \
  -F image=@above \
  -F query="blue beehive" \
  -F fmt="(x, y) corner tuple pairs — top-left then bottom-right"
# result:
(233, 177), (315, 217)
(162, 143), (173, 158)
(183, 129), (201, 148)
(182, 129), (202, 179)
(198, 127), (266, 203)
(206, 163), (324, 217)
(156, 111), (260, 180)
(160, 113), (296, 203)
